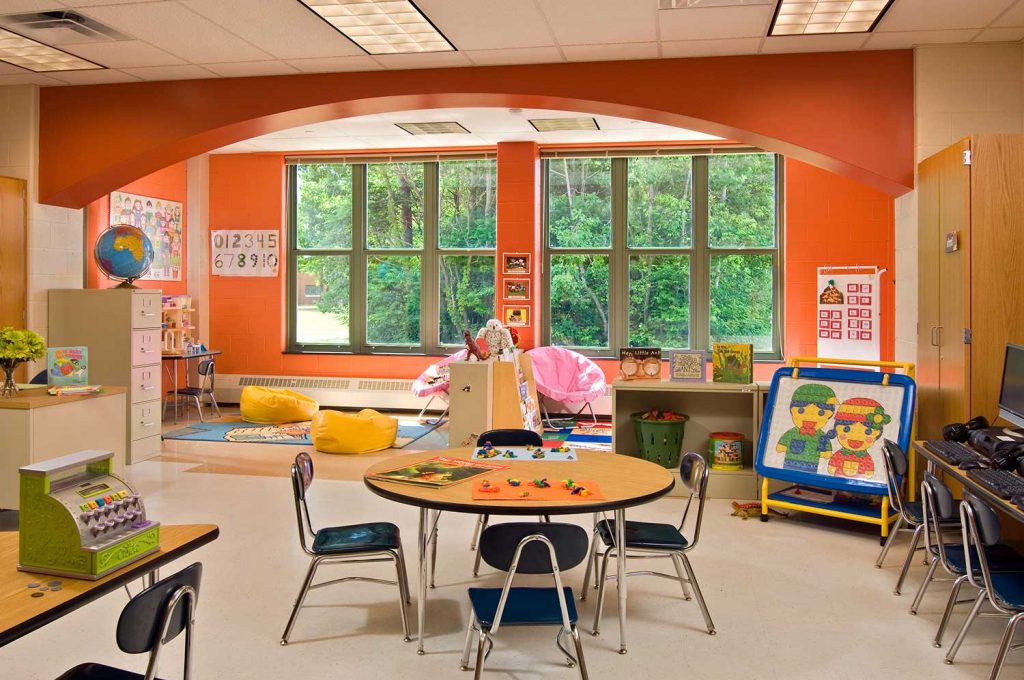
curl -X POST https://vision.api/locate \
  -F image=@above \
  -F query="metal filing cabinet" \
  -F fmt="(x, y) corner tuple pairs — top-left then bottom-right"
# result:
(48, 289), (163, 463)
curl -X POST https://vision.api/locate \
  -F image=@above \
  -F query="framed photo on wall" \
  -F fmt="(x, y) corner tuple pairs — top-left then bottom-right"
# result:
(503, 278), (530, 301)
(669, 350), (706, 382)
(503, 305), (530, 327)
(503, 253), (530, 275)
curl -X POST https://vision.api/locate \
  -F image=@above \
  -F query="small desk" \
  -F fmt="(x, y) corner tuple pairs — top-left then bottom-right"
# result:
(0, 523), (219, 647)
(161, 350), (222, 422)
(364, 449), (675, 655)
(911, 441), (1024, 523)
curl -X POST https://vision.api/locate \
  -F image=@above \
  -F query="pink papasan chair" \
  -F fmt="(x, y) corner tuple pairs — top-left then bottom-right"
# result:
(526, 346), (606, 426)
(411, 349), (467, 423)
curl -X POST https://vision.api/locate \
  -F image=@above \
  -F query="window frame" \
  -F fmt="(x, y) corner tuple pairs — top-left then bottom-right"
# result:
(541, 150), (784, 360)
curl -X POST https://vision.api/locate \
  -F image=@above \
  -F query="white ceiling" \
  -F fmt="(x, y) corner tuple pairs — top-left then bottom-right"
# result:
(0, 0), (1022, 86)
(212, 107), (724, 154)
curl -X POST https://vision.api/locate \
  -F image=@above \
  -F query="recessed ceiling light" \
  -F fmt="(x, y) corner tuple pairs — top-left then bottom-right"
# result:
(297, 0), (455, 55)
(396, 121), (469, 135)
(768, 0), (894, 36)
(528, 118), (600, 132)
(0, 27), (102, 72)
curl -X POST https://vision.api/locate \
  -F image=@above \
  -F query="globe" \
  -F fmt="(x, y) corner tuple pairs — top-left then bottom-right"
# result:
(94, 224), (155, 287)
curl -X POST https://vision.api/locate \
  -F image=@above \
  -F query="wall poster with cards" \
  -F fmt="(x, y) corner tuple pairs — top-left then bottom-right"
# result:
(816, 266), (885, 362)
(211, 230), (280, 277)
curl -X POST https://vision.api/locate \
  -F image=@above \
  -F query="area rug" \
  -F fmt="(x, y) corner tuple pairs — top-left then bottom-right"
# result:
(163, 417), (443, 449)
(542, 421), (613, 451)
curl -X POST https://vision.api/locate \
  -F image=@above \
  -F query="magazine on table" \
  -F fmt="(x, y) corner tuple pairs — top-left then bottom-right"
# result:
(367, 456), (509, 487)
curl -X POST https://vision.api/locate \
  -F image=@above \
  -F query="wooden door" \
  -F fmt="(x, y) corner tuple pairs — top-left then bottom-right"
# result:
(916, 153), (943, 438)
(0, 177), (27, 379)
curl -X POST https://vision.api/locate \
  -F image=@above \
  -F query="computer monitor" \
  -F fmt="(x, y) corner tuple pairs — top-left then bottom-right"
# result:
(998, 343), (1024, 429)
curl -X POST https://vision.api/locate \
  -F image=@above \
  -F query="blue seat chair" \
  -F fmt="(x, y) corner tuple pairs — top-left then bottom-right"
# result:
(584, 450), (715, 637)
(57, 563), (202, 680)
(460, 522), (590, 679)
(163, 358), (221, 423)
(280, 452), (411, 645)
(943, 492), (1024, 678)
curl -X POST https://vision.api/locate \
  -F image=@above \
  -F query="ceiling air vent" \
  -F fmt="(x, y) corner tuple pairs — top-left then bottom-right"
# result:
(0, 11), (131, 45)
(529, 118), (600, 132)
(396, 122), (470, 135)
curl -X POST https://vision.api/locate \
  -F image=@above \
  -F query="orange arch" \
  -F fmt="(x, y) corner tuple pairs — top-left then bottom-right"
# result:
(39, 50), (913, 208)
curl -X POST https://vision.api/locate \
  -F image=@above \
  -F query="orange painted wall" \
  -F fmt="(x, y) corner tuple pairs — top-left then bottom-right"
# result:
(208, 153), (894, 382)
(39, 50), (913, 209)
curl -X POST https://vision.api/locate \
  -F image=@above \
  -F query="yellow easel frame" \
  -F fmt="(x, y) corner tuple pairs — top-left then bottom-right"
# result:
(760, 356), (917, 537)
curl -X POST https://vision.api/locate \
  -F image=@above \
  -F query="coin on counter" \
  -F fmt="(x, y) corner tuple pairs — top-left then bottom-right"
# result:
(31, 592), (44, 598)
(26, 583), (40, 589)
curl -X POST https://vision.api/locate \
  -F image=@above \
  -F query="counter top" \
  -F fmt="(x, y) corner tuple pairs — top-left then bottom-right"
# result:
(0, 386), (127, 410)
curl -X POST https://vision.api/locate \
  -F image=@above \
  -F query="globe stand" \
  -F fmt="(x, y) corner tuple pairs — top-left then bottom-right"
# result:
(114, 278), (140, 289)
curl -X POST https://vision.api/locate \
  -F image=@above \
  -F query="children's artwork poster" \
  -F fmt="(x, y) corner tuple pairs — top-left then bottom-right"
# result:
(210, 230), (280, 277)
(757, 374), (909, 493)
(47, 346), (88, 386)
(816, 267), (883, 362)
(110, 191), (182, 281)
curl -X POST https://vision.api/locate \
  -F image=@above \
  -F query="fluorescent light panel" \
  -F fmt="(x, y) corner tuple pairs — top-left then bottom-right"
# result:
(769, 0), (894, 36)
(0, 27), (101, 72)
(529, 118), (600, 132)
(396, 121), (469, 135)
(299, 0), (455, 54)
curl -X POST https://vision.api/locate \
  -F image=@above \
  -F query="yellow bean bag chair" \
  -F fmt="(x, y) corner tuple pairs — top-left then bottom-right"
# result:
(239, 386), (319, 424)
(311, 408), (398, 455)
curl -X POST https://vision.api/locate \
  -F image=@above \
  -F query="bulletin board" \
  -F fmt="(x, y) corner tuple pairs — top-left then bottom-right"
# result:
(816, 266), (885, 362)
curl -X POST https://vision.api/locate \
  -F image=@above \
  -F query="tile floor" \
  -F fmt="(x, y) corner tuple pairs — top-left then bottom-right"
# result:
(1, 411), (1021, 679)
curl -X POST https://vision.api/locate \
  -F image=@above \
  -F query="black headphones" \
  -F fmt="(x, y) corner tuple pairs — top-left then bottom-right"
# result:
(942, 415), (990, 443)
(991, 440), (1024, 471)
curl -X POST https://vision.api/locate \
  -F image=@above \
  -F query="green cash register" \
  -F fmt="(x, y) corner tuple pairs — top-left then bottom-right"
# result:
(18, 450), (160, 580)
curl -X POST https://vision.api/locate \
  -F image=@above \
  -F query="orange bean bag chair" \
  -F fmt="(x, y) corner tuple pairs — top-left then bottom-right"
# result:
(311, 408), (398, 454)
(239, 386), (319, 424)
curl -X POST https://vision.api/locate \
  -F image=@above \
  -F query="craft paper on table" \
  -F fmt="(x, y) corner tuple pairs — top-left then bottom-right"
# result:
(472, 446), (579, 462)
(110, 190), (182, 281)
(367, 456), (508, 487)
(472, 479), (605, 501)
(47, 346), (88, 386)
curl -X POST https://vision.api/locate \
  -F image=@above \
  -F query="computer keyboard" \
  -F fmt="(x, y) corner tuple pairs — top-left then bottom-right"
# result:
(924, 440), (984, 466)
(965, 468), (1024, 500)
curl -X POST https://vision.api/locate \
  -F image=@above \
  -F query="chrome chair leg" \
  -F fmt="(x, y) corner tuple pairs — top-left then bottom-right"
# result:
(944, 590), (987, 664)
(392, 549), (411, 642)
(894, 524), (924, 595)
(555, 627), (577, 667)
(875, 515), (904, 567)
(281, 557), (322, 644)
(934, 575), (969, 648)
(909, 558), (939, 614)
(570, 625), (590, 680)
(473, 630), (488, 680)
(591, 549), (611, 636)
(580, 530), (599, 601)
(989, 611), (1024, 680)
(191, 394), (205, 423)
(208, 392), (221, 419)
(669, 552), (693, 601)
(397, 544), (412, 605)
(679, 553), (715, 634)
(459, 610), (477, 671)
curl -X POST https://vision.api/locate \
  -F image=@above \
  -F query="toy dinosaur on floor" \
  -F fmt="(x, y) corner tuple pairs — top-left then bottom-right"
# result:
(730, 501), (788, 520)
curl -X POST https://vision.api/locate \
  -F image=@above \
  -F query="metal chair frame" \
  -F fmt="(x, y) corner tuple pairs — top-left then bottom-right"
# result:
(162, 358), (221, 423)
(584, 451), (716, 637)
(143, 584), (198, 680)
(280, 453), (411, 645)
(459, 531), (589, 680)
(539, 395), (598, 429)
(943, 493), (1024, 677)
(909, 473), (964, 617)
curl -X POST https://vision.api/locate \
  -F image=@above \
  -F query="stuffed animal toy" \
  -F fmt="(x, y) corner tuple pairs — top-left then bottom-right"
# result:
(476, 318), (515, 358)
(463, 329), (489, 362)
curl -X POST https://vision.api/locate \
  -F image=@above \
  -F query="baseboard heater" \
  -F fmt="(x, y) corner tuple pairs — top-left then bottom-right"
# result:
(215, 374), (613, 417)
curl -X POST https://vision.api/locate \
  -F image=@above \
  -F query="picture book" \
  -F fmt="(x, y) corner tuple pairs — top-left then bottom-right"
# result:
(47, 346), (88, 386)
(619, 347), (662, 381)
(367, 456), (508, 487)
(712, 343), (753, 384)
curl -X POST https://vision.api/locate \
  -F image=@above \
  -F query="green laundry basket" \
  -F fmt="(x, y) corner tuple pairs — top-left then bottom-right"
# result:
(631, 412), (689, 468)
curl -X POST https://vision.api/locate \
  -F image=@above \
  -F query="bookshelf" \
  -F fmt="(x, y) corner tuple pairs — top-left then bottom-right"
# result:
(161, 295), (195, 354)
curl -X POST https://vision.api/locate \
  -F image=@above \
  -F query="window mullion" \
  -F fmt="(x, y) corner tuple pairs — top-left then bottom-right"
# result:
(691, 155), (709, 352)
(423, 162), (438, 354)
(352, 164), (367, 354)
(286, 165), (299, 352)
(611, 157), (628, 352)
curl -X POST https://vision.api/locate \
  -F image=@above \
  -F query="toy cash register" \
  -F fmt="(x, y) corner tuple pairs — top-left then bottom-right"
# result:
(18, 449), (160, 580)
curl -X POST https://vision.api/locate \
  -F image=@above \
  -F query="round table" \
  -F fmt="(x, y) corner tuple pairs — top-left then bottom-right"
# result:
(364, 448), (675, 654)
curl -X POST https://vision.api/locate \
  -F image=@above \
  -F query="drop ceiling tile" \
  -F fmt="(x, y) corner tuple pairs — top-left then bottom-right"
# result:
(119, 64), (219, 81)
(81, 1), (273, 63)
(61, 0), (164, 5)
(414, 0), (555, 51)
(0, 62), (29, 75)
(58, 40), (184, 68)
(658, 5), (774, 41)
(373, 51), (472, 70)
(561, 42), (659, 62)
(46, 68), (142, 84)
(181, 0), (365, 60)
(862, 29), (978, 50)
(761, 33), (871, 53)
(0, 72), (65, 86)
(200, 60), (300, 78)
(877, 0), (1014, 32)
(661, 37), (762, 58)
(993, 1), (1024, 26)
(536, 0), (658, 45)
(0, 1), (70, 11)
(463, 47), (564, 66)
(284, 55), (382, 73)
(975, 26), (1024, 41)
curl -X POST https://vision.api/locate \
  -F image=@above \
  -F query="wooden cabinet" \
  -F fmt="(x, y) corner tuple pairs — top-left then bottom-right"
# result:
(917, 135), (1024, 438)
(48, 289), (163, 463)
(0, 177), (26, 380)
(447, 355), (541, 449)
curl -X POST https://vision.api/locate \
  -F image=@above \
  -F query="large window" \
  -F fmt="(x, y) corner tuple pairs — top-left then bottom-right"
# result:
(544, 152), (782, 358)
(288, 158), (496, 354)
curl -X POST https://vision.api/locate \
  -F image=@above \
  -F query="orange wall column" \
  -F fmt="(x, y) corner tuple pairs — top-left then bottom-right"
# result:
(495, 142), (541, 349)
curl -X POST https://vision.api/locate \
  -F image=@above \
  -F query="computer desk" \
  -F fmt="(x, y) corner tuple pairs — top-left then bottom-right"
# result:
(911, 441), (1024, 523)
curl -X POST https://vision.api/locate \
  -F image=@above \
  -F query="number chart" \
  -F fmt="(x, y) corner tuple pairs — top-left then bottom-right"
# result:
(211, 230), (279, 277)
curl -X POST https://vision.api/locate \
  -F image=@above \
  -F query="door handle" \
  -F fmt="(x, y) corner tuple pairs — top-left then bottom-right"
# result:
(930, 327), (939, 347)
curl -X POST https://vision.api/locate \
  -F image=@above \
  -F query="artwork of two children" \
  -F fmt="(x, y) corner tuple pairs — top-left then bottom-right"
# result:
(773, 382), (894, 482)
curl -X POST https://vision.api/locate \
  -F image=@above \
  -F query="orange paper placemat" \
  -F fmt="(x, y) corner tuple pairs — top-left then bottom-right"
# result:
(471, 479), (605, 501)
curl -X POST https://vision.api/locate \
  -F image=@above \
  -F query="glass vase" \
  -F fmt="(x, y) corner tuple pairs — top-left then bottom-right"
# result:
(1, 363), (18, 398)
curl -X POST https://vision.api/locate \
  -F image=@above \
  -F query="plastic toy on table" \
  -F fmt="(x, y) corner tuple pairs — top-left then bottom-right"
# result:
(507, 478), (521, 487)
